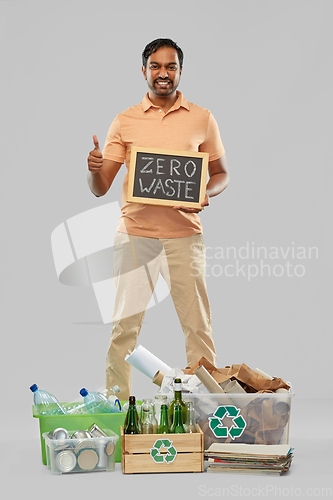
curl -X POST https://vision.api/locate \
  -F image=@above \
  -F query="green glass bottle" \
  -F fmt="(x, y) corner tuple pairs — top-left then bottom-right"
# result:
(157, 404), (171, 434)
(168, 377), (187, 426)
(124, 396), (139, 428)
(124, 396), (140, 434)
(171, 403), (185, 433)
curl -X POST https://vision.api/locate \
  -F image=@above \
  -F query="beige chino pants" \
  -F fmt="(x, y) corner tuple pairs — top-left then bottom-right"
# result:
(106, 232), (216, 400)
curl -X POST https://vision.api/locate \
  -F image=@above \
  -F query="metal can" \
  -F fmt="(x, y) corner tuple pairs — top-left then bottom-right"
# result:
(74, 439), (96, 455)
(54, 443), (73, 453)
(52, 428), (72, 452)
(86, 423), (108, 438)
(105, 441), (115, 457)
(55, 450), (77, 473)
(77, 449), (99, 471)
(71, 430), (92, 440)
(52, 428), (69, 440)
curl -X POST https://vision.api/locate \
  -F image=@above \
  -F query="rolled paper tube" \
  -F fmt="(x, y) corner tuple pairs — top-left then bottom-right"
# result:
(253, 368), (274, 380)
(223, 379), (247, 394)
(220, 379), (232, 391)
(223, 379), (248, 409)
(152, 370), (165, 387)
(124, 345), (172, 379)
(273, 388), (291, 416)
(194, 366), (234, 405)
(194, 366), (225, 393)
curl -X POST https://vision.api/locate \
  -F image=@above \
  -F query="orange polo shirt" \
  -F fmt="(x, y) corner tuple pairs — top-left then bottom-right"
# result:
(102, 91), (225, 238)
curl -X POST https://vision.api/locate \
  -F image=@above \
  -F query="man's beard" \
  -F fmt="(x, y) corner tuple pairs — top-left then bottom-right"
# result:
(148, 78), (179, 96)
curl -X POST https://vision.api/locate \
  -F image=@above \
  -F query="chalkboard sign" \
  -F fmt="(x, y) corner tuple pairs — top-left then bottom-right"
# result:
(127, 147), (209, 208)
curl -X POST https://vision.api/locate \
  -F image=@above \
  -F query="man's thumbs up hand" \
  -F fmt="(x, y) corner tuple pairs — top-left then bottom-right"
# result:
(93, 135), (100, 152)
(88, 135), (103, 172)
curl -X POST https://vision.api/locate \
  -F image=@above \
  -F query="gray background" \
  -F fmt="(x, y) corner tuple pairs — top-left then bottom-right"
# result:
(1, 0), (332, 497)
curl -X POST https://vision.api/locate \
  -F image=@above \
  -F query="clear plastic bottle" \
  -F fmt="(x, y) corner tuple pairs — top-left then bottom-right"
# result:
(62, 400), (88, 414)
(107, 385), (122, 411)
(30, 384), (67, 416)
(79, 388), (120, 414)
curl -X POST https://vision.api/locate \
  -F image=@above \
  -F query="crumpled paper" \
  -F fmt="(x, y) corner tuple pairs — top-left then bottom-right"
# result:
(184, 357), (291, 393)
(157, 367), (210, 396)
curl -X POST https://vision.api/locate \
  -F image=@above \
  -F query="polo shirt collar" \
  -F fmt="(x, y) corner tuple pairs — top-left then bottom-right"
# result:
(142, 91), (190, 112)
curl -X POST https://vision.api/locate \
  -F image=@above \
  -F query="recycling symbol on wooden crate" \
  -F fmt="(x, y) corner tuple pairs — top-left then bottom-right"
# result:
(209, 405), (247, 440)
(150, 439), (177, 464)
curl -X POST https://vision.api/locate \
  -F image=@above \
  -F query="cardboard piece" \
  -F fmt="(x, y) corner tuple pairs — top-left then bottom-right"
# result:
(152, 370), (165, 387)
(205, 443), (293, 475)
(186, 357), (290, 393)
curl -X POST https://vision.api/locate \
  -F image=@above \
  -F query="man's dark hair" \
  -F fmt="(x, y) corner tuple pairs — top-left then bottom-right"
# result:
(142, 38), (184, 69)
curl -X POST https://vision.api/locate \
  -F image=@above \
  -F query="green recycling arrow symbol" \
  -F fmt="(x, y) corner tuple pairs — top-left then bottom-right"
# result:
(209, 405), (246, 440)
(150, 439), (177, 464)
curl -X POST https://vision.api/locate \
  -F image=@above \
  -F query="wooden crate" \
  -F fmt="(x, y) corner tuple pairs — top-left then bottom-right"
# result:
(121, 424), (204, 474)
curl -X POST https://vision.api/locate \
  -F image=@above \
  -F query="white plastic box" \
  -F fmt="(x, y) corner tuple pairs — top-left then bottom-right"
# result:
(183, 391), (294, 451)
(43, 429), (118, 475)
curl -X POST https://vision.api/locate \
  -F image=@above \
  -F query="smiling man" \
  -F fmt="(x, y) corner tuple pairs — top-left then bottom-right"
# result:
(143, 45), (182, 101)
(87, 38), (229, 399)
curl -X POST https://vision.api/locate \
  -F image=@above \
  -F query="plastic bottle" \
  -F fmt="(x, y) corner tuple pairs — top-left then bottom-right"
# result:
(30, 384), (67, 416)
(107, 385), (122, 411)
(79, 388), (121, 414)
(62, 401), (88, 415)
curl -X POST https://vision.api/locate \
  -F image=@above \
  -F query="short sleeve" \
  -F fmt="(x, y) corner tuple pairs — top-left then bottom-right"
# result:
(199, 112), (225, 162)
(102, 116), (126, 164)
